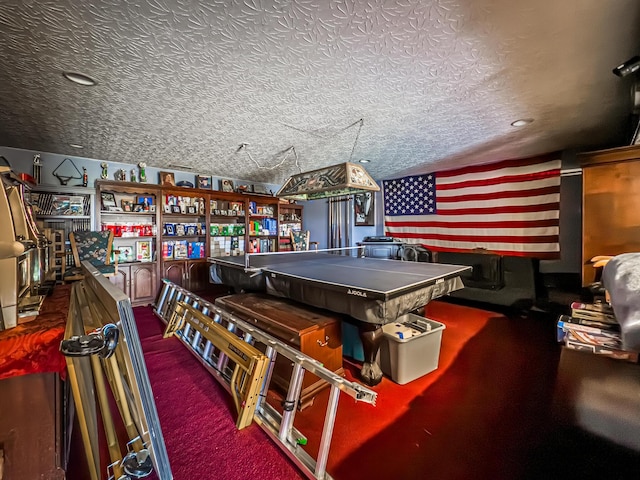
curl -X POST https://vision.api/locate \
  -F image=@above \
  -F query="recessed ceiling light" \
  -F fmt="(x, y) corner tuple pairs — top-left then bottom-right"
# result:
(359, 159), (370, 163)
(511, 118), (534, 127)
(69, 143), (84, 149)
(62, 71), (97, 86)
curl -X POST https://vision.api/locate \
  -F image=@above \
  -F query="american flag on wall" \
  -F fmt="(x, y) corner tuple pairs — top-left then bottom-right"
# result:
(382, 156), (562, 259)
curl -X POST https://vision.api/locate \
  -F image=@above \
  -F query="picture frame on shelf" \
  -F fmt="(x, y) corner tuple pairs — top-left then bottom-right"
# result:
(171, 205), (182, 214)
(220, 179), (234, 192)
(100, 192), (117, 210)
(186, 206), (197, 214)
(197, 175), (212, 189)
(163, 204), (172, 213)
(69, 196), (84, 215)
(160, 171), (175, 186)
(117, 245), (134, 263)
(136, 195), (153, 206)
(50, 196), (71, 216)
(354, 191), (375, 226)
(133, 203), (145, 213)
(121, 200), (132, 212)
(136, 240), (152, 262)
(165, 224), (175, 236)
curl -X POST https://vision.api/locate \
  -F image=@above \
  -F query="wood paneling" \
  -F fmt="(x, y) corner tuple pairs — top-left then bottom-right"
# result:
(0, 373), (66, 480)
(580, 145), (640, 285)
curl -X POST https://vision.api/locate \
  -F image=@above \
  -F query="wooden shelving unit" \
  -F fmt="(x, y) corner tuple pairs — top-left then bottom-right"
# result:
(95, 181), (160, 306)
(579, 144), (640, 285)
(96, 180), (303, 297)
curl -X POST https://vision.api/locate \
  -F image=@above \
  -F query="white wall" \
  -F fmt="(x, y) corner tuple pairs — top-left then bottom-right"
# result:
(0, 146), (279, 195)
(2, 144), (581, 273)
(302, 188), (385, 250)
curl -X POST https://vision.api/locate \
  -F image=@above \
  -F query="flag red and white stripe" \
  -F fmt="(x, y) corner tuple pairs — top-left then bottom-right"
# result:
(383, 156), (561, 258)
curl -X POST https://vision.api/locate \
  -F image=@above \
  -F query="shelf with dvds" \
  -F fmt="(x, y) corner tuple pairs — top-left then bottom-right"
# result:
(159, 187), (210, 292)
(209, 197), (246, 258)
(247, 198), (279, 252)
(96, 180), (160, 306)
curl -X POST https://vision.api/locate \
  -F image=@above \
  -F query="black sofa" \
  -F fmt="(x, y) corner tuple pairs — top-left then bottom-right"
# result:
(432, 250), (539, 309)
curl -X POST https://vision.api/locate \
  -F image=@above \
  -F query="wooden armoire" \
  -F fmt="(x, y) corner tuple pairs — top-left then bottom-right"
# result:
(579, 144), (640, 285)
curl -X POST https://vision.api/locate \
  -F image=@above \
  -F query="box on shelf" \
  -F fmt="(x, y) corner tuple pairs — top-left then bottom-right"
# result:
(379, 314), (445, 385)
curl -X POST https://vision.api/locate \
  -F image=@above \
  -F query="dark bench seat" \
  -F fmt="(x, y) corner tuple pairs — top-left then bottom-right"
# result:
(433, 251), (539, 309)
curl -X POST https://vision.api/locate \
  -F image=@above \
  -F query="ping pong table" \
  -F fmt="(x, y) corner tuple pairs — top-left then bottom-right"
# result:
(210, 249), (471, 385)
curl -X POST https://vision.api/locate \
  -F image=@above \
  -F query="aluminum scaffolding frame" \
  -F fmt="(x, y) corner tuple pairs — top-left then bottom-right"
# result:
(154, 280), (377, 480)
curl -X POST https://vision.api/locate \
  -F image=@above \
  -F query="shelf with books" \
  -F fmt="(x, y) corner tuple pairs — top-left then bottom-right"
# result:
(158, 188), (211, 292)
(96, 180), (161, 306)
(247, 236), (277, 254)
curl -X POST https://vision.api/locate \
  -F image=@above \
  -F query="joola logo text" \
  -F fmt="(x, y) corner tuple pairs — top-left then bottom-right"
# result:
(347, 289), (367, 297)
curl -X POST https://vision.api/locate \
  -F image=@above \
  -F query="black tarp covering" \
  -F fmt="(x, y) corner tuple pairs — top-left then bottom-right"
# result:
(265, 274), (463, 324)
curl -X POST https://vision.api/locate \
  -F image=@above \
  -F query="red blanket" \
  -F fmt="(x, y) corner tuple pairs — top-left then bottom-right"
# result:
(0, 284), (70, 380)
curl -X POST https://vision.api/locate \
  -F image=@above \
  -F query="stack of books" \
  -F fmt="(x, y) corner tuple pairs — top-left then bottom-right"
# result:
(557, 302), (638, 362)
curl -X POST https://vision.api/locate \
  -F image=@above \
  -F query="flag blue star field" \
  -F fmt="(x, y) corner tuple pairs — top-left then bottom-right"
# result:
(383, 174), (437, 216)
(383, 156), (562, 258)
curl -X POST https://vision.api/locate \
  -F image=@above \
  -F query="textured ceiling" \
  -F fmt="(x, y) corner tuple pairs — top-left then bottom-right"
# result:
(0, 0), (639, 184)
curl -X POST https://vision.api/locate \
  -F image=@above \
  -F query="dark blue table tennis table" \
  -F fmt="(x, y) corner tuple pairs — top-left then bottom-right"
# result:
(210, 250), (471, 385)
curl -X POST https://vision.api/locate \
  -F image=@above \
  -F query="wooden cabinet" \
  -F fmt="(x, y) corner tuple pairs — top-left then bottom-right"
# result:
(215, 293), (344, 410)
(186, 260), (210, 292)
(109, 257), (157, 305)
(161, 259), (208, 292)
(130, 263), (157, 303)
(579, 145), (640, 285)
(96, 181), (160, 305)
(162, 261), (185, 286)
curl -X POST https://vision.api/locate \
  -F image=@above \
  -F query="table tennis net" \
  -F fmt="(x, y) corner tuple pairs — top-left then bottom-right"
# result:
(244, 246), (362, 268)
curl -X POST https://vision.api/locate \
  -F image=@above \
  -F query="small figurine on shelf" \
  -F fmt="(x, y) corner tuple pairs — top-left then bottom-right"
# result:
(138, 162), (147, 183)
(130, 169), (137, 182)
(116, 168), (127, 181)
(82, 167), (88, 187)
(101, 162), (108, 179)
(33, 154), (42, 184)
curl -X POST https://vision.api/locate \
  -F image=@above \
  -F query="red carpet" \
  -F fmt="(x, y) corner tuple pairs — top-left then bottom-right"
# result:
(133, 306), (303, 480)
(289, 301), (495, 471)
(134, 300), (498, 479)
(331, 305), (560, 479)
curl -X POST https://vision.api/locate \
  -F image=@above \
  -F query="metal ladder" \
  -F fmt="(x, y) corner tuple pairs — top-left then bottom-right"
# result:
(154, 280), (377, 480)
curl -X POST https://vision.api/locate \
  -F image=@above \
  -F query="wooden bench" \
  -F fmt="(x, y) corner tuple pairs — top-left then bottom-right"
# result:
(215, 293), (344, 410)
